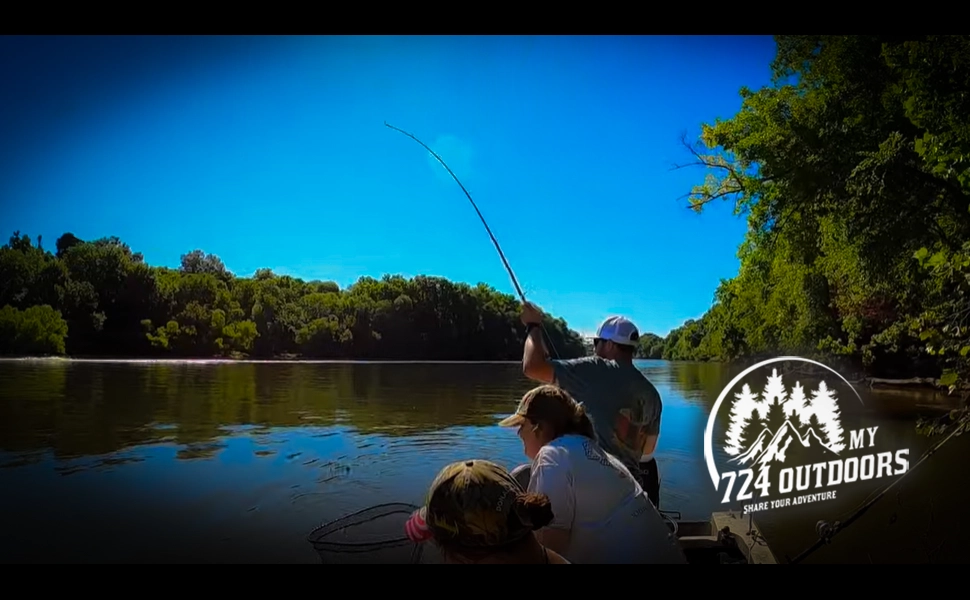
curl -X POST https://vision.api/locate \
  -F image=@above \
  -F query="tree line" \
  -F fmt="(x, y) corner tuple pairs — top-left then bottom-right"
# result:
(0, 232), (587, 360)
(633, 36), (970, 401)
(5, 36), (970, 429)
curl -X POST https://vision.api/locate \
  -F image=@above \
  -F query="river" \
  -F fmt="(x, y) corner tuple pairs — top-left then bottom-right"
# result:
(0, 358), (967, 564)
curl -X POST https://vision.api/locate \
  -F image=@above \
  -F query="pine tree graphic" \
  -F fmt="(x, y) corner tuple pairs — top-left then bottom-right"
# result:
(803, 413), (823, 435)
(724, 370), (843, 468)
(810, 380), (845, 452)
(786, 381), (809, 429)
(762, 369), (788, 406)
(764, 394), (786, 437)
(723, 383), (759, 455)
(737, 413), (763, 452)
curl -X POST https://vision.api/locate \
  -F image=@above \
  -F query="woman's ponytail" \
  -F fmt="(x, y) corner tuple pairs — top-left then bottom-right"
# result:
(521, 384), (598, 441)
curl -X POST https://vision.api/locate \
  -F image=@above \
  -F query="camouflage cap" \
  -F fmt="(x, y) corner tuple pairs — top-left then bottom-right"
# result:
(423, 459), (532, 548)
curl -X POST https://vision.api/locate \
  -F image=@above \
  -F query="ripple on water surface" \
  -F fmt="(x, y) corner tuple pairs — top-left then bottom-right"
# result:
(2, 359), (967, 563)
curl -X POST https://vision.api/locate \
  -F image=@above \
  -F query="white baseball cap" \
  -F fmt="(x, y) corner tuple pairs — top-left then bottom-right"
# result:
(595, 316), (640, 347)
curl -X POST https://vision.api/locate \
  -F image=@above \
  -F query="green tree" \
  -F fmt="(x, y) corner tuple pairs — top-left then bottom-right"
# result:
(636, 333), (665, 359)
(0, 229), (587, 362)
(657, 35), (970, 437)
(0, 304), (69, 355)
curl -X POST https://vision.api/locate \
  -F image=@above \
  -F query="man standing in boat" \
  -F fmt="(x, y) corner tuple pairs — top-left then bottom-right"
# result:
(518, 302), (664, 508)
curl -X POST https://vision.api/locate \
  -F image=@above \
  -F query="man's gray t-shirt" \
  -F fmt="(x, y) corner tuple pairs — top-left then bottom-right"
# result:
(551, 356), (662, 473)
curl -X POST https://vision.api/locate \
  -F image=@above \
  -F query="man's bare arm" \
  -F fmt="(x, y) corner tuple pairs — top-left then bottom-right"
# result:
(522, 326), (555, 383)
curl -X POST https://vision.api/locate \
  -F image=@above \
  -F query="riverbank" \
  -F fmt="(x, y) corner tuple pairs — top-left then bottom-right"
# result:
(646, 354), (958, 393)
(0, 355), (526, 365)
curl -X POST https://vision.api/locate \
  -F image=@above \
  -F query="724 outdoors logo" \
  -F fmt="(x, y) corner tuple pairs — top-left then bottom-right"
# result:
(703, 357), (911, 515)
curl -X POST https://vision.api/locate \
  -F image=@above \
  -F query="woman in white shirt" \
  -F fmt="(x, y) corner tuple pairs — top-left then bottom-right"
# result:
(500, 384), (687, 564)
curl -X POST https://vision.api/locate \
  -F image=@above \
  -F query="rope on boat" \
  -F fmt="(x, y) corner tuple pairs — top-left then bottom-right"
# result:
(306, 502), (425, 564)
(384, 121), (560, 359)
(786, 416), (967, 564)
(659, 509), (681, 537)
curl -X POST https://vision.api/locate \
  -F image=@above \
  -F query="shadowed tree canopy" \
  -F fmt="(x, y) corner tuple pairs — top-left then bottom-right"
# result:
(55, 233), (83, 258)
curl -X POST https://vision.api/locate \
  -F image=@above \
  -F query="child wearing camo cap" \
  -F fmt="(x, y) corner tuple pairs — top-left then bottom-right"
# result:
(405, 459), (569, 564)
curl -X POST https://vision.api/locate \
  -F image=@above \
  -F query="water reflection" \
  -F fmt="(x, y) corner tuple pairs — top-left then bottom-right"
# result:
(0, 361), (537, 462)
(0, 359), (966, 563)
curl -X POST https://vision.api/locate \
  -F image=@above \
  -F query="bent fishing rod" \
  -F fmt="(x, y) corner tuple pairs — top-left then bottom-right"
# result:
(384, 121), (560, 359)
(786, 413), (968, 564)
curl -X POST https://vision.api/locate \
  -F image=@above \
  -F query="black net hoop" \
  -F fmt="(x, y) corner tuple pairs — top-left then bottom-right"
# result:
(307, 502), (425, 564)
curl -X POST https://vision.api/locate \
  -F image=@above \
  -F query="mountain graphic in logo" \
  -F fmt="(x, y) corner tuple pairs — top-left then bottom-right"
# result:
(723, 369), (845, 469)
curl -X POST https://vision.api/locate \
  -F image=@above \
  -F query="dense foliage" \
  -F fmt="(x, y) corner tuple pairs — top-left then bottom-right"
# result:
(654, 35), (970, 434)
(635, 333), (665, 359)
(4, 36), (968, 432)
(0, 233), (586, 360)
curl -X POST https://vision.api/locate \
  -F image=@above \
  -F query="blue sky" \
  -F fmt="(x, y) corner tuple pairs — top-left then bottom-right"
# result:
(0, 35), (776, 338)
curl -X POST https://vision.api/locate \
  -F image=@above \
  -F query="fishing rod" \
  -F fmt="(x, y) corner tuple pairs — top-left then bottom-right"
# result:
(384, 121), (560, 359)
(786, 413), (968, 564)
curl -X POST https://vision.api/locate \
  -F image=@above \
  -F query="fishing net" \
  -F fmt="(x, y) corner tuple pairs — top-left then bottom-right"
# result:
(307, 502), (427, 564)
(307, 503), (683, 564)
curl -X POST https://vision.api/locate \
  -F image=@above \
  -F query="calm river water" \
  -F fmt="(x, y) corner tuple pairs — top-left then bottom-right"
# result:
(0, 359), (967, 564)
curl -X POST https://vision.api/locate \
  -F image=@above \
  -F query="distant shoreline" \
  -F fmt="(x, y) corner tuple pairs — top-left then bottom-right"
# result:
(0, 354), (670, 362)
(0, 356), (525, 364)
(0, 355), (952, 391)
(0, 355), (673, 366)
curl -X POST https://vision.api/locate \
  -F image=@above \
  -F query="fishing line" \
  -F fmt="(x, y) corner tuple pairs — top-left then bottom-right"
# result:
(384, 121), (560, 359)
(786, 415), (968, 564)
(305, 122), (563, 565)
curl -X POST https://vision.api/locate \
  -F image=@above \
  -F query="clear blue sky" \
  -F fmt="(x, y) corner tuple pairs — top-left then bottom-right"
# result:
(0, 35), (777, 338)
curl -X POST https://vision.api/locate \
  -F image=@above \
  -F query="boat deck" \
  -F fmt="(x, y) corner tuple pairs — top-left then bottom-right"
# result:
(669, 511), (778, 564)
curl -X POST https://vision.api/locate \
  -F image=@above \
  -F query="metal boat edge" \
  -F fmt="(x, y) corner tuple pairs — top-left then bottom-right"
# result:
(666, 510), (778, 564)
